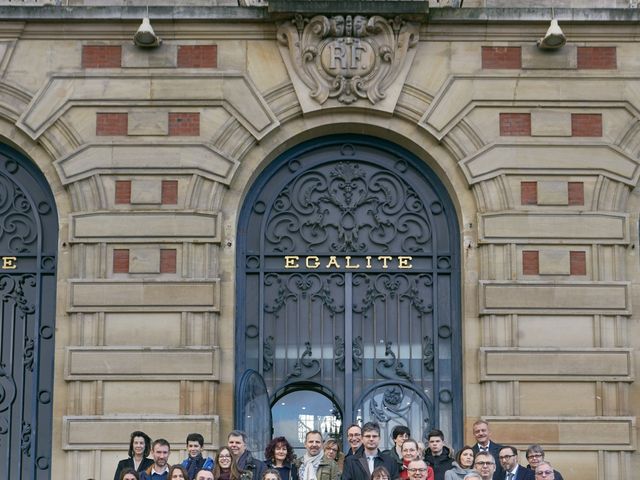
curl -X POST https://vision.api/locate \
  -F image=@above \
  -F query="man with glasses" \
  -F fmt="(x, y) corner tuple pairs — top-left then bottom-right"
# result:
(345, 424), (364, 459)
(406, 459), (431, 480)
(534, 462), (555, 479)
(343, 422), (399, 480)
(524, 446), (563, 480)
(473, 452), (496, 480)
(498, 446), (533, 480)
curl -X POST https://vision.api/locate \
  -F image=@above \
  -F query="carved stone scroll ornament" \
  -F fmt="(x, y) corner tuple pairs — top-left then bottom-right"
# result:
(277, 14), (419, 110)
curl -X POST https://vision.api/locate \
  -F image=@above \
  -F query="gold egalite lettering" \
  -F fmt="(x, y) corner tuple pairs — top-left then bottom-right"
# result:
(284, 256), (299, 268)
(1, 256), (16, 269)
(283, 255), (412, 270)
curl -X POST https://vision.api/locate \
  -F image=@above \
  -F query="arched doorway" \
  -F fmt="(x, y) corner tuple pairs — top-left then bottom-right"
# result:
(236, 135), (461, 453)
(0, 144), (58, 479)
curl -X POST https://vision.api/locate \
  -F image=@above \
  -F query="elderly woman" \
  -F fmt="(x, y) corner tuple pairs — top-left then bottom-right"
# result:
(114, 431), (154, 480)
(444, 446), (475, 480)
(525, 445), (564, 480)
(264, 436), (299, 480)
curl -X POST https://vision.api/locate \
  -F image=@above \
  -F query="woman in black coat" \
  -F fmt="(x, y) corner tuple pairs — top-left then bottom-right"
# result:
(114, 431), (154, 480)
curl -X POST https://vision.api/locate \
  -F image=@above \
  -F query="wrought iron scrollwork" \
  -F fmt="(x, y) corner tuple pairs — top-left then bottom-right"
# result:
(286, 342), (321, 380)
(263, 336), (274, 372)
(0, 174), (37, 253)
(20, 421), (31, 457)
(335, 335), (364, 371)
(362, 384), (432, 437)
(264, 160), (433, 253)
(422, 335), (434, 372)
(376, 341), (413, 382)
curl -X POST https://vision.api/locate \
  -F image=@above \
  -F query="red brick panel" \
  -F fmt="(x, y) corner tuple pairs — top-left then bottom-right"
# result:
(481, 46), (521, 69)
(168, 113), (200, 136)
(97, 113), (128, 136)
(522, 251), (540, 275)
(500, 113), (531, 136)
(160, 249), (177, 274)
(521, 181), (538, 205)
(570, 251), (587, 276)
(113, 249), (130, 273)
(82, 45), (122, 68)
(571, 114), (602, 137)
(568, 182), (585, 206)
(177, 45), (218, 68)
(577, 47), (617, 70)
(161, 180), (178, 204)
(115, 180), (132, 204)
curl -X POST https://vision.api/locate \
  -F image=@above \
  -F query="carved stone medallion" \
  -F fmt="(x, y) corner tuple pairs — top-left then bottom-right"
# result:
(277, 14), (419, 112)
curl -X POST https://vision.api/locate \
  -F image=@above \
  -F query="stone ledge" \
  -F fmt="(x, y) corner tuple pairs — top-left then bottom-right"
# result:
(479, 281), (631, 314)
(68, 280), (220, 312)
(65, 346), (220, 380)
(69, 211), (221, 242)
(480, 347), (634, 382)
(482, 416), (636, 451)
(62, 415), (220, 450)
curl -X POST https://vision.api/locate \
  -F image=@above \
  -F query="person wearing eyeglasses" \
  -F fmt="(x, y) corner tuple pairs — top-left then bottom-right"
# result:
(498, 447), (532, 480)
(345, 424), (365, 459)
(472, 452), (496, 480)
(399, 439), (433, 480)
(533, 462), (555, 480)
(405, 460), (432, 480)
(342, 422), (399, 480)
(524, 446), (563, 480)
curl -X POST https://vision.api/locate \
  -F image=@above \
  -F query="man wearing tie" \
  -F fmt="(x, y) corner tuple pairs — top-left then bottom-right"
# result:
(471, 420), (503, 480)
(498, 446), (533, 480)
(342, 422), (399, 480)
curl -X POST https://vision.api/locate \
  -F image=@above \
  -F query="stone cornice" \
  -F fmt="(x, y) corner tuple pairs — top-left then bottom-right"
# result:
(0, 6), (638, 23)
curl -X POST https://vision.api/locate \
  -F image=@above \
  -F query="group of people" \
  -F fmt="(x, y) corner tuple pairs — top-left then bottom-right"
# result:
(113, 420), (564, 480)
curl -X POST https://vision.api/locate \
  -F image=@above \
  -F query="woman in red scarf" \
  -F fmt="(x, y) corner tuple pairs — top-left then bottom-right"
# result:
(400, 440), (433, 480)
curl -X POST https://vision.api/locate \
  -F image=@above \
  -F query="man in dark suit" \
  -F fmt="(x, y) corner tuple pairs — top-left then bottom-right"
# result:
(498, 446), (533, 480)
(471, 420), (503, 480)
(342, 422), (399, 480)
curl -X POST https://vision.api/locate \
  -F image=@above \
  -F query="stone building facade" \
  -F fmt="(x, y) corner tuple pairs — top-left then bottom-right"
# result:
(0, 1), (638, 479)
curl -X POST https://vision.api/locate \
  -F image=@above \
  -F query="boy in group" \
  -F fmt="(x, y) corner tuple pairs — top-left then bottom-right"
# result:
(423, 429), (453, 480)
(181, 433), (214, 479)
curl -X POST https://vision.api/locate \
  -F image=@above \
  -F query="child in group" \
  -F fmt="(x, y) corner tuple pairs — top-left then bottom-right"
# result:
(181, 433), (215, 480)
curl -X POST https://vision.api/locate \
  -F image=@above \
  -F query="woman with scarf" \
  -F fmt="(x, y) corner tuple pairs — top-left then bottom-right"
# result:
(400, 439), (433, 480)
(264, 436), (299, 480)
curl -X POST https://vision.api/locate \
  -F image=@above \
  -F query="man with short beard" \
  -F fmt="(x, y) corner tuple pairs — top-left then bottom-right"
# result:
(294, 430), (339, 480)
(140, 439), (171, 480)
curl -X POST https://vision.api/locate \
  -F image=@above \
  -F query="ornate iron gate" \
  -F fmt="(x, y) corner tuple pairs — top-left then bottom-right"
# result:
(236, 136), (461, 448)
(0, 145), (58, 479)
